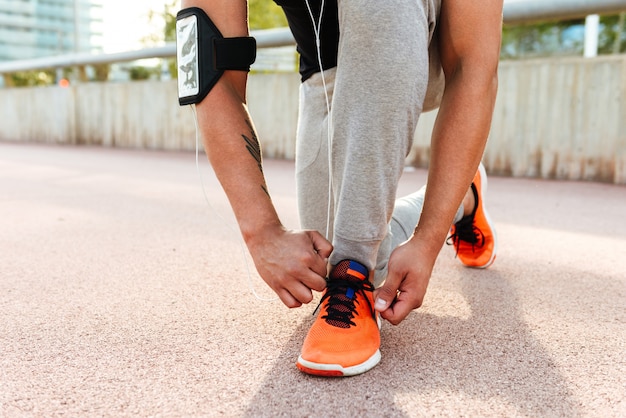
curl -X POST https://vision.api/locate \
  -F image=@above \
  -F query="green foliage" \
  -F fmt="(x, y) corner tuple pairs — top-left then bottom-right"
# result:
(501, 19), (585, 59)
(166, 59), (177, 80)
(5, 67), (77, 87)
(144, 0), (178, 44)
(141, 0), (178, 80)
(249, 0), (288, 30)
(92, 64), (111, 82)
(502, 13), (626, 59)
(128, 66), (157, 81)
(10, 71), (55, 87)
(598, 13), (626, 54)
(162, 0), (178, 42)
(162, 0), (179, 78)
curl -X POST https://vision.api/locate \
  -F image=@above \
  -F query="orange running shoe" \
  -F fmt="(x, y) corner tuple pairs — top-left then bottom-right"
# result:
(448, 163), (498, 268)
(296, 260), (381, 377)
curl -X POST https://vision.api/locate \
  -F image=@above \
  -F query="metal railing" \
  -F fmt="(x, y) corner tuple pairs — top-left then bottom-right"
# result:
(503, 0), (626, 24)
(1, 0), (626, 75)
(0, 28), (294, 74)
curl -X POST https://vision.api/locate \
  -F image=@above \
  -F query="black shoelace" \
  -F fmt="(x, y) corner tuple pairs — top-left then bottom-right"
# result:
(313, 278), (375, 329)
(447, 215), (485, 251)
(446, 183), (484, 254)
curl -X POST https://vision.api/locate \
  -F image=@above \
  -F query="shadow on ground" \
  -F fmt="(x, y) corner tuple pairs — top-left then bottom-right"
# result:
(243, 267), (580, 417)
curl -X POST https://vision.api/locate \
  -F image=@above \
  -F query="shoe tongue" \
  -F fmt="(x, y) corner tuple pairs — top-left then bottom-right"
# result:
(324, 260), (369, 328)
(329, 260), (368, 283)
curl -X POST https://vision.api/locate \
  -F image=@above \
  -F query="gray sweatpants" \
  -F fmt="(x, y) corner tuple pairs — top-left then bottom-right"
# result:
(294, 0), (463, 286)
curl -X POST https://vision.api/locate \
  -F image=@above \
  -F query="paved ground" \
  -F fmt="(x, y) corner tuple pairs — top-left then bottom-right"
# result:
(1, 142), (625, 417)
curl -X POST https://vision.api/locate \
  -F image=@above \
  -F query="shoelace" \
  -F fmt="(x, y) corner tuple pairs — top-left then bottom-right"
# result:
(447, 183), (485, 254)
(447, 214), (485, 253)
(313, 278), (375, 329)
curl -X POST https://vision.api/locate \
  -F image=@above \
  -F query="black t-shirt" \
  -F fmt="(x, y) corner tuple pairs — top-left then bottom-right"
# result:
(273, 0), (339, 81)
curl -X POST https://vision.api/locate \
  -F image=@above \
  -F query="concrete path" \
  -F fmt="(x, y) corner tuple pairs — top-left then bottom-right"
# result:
(1, 142), (624, 417)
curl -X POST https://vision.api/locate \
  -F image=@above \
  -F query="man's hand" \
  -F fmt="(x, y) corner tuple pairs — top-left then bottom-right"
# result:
(246, 224), (333, 308)
(373, 0), (504, 326)
(177, 0), (332, 309)
(374, 237), (438, 325)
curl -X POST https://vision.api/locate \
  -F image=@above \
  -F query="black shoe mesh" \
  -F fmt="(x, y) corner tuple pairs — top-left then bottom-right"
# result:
(313, 260), (375, 329)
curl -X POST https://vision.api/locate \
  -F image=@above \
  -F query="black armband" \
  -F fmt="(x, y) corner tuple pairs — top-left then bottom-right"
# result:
(176, 7), (257, 106)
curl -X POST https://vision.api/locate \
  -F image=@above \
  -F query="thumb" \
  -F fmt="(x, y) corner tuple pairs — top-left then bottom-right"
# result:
(374, 270), (402, 312)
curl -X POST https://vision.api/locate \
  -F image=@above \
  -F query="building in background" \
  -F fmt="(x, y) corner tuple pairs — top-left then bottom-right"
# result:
(0, 0), (103, 62)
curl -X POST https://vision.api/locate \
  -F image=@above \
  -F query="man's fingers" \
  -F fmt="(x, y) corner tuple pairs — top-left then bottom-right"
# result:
(374, 272), (402, 312)
(290, 282), (314, 305)
(379, 295), (414, 325)
(374, 265), (426, 325)
(277, 279), (317, 308)
(308, 230), (333, 259)
(304, 231), (332, 285)
(277, 288), (302, 309)
(280, 259), (326, 296)
(301, 268), (327, 292)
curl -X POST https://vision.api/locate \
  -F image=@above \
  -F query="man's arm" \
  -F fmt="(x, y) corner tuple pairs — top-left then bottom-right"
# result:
(374, 0), (503, 324)
(181, 0), (332, 307)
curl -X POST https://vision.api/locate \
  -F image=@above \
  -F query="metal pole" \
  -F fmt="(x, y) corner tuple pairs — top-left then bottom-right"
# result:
(56, 29), (64, 82)
(72, 0), (80, 83)
(584, 14), (600, 57)
(74, 0), (80, 52)
(504, 0), (626, 25)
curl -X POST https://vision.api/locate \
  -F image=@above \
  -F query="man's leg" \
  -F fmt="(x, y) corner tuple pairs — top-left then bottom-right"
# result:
(295, 68), (336, 240)
(328, 0), (439, 271)
(375, 161), (498, 287)
(295, 0), (441, 377)
(374, 186), (465, 286)
(293, 0), (443, 267)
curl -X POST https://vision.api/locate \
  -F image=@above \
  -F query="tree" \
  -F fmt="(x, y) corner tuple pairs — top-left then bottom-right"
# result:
(249, 0), (288, 30)
(501, 13), (626, 59)
(147, 0), (288, 38)
(501, 19), (585, 59)
(9, 70), (55, 87)
(92, 64), (111, 82)
(598, 12), (626, 54)
(129, 66), (158, 81)
(141, 0), (179, 79)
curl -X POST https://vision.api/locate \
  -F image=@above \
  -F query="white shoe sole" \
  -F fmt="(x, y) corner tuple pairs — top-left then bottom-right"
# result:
(296, 350), (381, 377)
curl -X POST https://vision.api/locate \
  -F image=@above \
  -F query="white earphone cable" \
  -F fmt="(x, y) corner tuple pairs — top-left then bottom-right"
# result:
(304, 0), (334, 241)
(188, 1), (333, 301)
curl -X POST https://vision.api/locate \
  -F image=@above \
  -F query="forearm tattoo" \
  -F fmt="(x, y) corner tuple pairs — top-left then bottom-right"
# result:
(241, 119), (269, 196)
